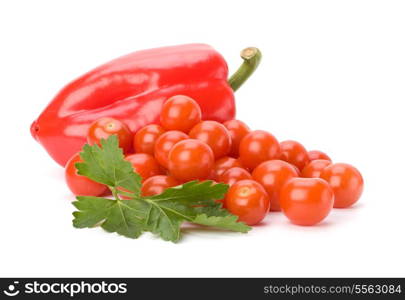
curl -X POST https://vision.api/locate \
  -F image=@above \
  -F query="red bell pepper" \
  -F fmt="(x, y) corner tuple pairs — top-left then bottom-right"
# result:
(30, 44), (261, 167)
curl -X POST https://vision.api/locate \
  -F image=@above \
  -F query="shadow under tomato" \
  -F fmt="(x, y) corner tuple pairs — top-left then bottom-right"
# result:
(335, 202), (364, 210)
(285, 219), (336, 228)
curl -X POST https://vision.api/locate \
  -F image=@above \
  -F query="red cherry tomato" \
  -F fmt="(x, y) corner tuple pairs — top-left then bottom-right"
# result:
(87, 117), (133, 153)
(239, 130), (280, 170)
(279, 140), (309, 171)
(65, 153), (108, 196)
(168, 139), (214, 182)
(308, 150), (332, 162)
(252, 160), (299, 211)
(225, 180), (270, 226)
(119, 175), (177, 200)
(320, 163), (364, 208)
(160, 95), (202, 132)
(219, 167), (252, 186)
(212, 156), (243, 180)
(141, 175), (179, 196)
(280, 178), (334, 226)
(292, 165), (301, 177)
(125, 153), (163, 181)
(154, 131), (188, 169)
(133, 124), (165, 155)
(223, 119), (250, 157)
(301, 159), (332, 178)
(189, 121), (231, 159)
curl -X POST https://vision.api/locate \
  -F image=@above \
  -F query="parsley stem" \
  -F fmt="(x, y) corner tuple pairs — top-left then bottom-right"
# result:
(110, 186), (121, 201)
(116, 189), (137, 199)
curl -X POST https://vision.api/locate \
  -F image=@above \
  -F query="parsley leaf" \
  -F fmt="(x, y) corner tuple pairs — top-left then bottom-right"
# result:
(193, 214), (251, 232)
(71, 135), (251, 242)
(142, 181), (249, 242)
(73, 196), (147, 238)
(75, 135), (141, 196)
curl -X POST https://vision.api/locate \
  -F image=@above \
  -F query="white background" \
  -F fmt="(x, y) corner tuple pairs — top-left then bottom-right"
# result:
(1, 0), (404, 277)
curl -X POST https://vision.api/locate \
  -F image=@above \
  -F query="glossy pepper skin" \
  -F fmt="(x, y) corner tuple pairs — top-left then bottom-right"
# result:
(30, 44), (261, 166)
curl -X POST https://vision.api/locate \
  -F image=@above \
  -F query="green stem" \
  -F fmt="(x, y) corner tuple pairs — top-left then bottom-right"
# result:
(117, 190), (136, 199)
(110, 186), (121, 201)
(228, 47), (262, 92)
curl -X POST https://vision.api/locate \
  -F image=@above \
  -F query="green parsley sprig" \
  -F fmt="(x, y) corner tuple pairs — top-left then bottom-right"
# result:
(72, 135), (251, 242)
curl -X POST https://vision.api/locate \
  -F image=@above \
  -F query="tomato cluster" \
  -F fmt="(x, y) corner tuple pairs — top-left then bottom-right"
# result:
(65, 95), (364, 227)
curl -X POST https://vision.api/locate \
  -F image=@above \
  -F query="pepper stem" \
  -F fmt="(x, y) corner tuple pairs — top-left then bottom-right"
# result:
(228, 47), (262, 92)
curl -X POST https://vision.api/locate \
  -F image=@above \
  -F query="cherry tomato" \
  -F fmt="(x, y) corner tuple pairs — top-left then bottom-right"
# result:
(320, 163), (364, 208)
(189, 121), (231, 159)
(133, 124), (165, 155)
(168, 139), (214, 182)
(141, 175), (179, 196)
(212, 156), (243, 180)
(65, 153), (108, 196)
(125, 153), (163, 181)
(239, 130), (280, 170)
(301, 159), (332, 178)
(280, 178), (334, 226)
(252, 160), (299, 211)
(225, 180), (270, 225)
(308, 150), (332, 162)
(119, 175), (177, 200)
(279, 140), (309, 171)
(292, 165), (301, 177)
(219, 167), (252, 186)
(154, 130), (188, 169)
(223, 119), (250, 157)
(160, 95), (202, 132)
(87, 117), (132, 153)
